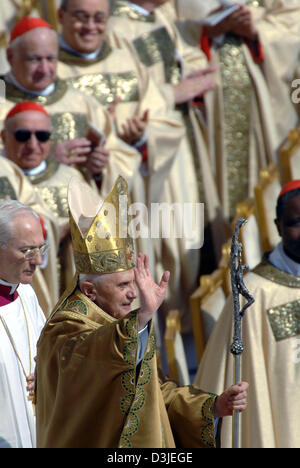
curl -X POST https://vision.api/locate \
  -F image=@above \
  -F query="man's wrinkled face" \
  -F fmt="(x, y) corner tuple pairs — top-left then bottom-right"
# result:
(0, 214), (44, 284)
(276, 193), (300, 263)
(1, 111), (51, 170)
(7, 28), (58, 91)
(94, 269), (138, 319)
(59, 0), (109, 54)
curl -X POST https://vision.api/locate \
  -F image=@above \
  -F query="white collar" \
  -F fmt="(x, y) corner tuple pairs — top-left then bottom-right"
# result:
(6, 72), (55, 97)
(23, 160), (47, 176)
(0, 278), (19, 295)
(127, 2), (151, 16)
(269, 242), (300, 277)
(60, 35), (103, 60)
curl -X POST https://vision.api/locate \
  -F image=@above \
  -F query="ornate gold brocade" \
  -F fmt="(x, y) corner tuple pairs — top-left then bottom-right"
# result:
(267, 300), (300, 341)
(26, 159), (59, 185)
(66, 72), (140, 107)
(133, 27), (181, 85)
(0, 176), (17, 200)
(254, 258), (300, 341)
(50, 112), (88, 144)
(219, 34), (253, 219)
(246, 0), (262, 6)
(59, 41), (112, 66)
(4, 79), (68, 106)
(253, 258), (300, 289)
(111, 1), (155, 23)
(38, 186), (69, 219)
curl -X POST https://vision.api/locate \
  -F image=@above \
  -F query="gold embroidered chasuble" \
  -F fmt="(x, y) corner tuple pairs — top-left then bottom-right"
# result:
(0, 77), (141, 198)
(0, 156), (60, 317)
(107, 2), (226, 332)
(194, 257), (300, 448)
(36, 281), (217, 448)
(169, 0), (300, 219)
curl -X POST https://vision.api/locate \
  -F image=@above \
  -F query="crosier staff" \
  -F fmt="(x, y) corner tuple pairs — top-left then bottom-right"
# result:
(230, 218), (254, 449)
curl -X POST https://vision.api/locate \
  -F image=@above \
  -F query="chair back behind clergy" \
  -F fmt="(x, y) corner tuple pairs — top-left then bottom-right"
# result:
(190, 240), (231, 364)
(37, 0), (60, 32)
(164, 309), (190, 385)
(254, 163), (282, 253)
(280, 128), (300, 183)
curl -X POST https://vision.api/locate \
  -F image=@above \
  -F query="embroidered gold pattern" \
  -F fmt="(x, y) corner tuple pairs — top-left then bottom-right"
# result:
(38, 186), (69, 219)
(27, 159), (59, 185)
(133, 27), (180, 84)
(219, 34), (252, 219)
(267, 300), (300, 341)
(111, 1), (155, 22)
(0, 177), (17, 201)
(66, 71), (140, 107)
(201, 394), (217, 448)
(50, 112), (88, 145)
(4, 79), (68, 105)
(119, 316), (156, 448)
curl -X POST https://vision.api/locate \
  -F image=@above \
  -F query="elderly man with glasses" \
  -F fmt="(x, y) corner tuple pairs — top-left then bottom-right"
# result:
(1, 100), (99, 297)
(0, 199), (47, 448)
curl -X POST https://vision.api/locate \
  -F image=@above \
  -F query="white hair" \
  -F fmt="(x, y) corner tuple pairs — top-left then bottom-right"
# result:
(0, 200), (40, 247)
(79, 273), (107, 286)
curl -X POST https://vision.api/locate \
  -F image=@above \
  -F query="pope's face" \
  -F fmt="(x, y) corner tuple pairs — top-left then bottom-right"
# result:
(7, 28), (58, 91)
(59, 0), (109, 54)
(276, 193), (300, 263)
(1, 111), (51, 170)
(0, 214), (44, 285)
(93, 269), (138, 319)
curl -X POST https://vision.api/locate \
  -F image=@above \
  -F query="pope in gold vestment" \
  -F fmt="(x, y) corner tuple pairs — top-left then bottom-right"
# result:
(36, 284), (217, 448)
(169, 0), (300, 219)
(107, 1), (225, 332)
(194, 256), (300, 448)
(36, 176), (218, 448)
(0, 156), (59, 316)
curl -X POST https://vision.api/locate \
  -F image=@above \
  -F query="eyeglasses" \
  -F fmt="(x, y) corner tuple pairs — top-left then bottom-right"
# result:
(19, 243), (50, 260)
(13, 129), (52, 143)
(69, 11), (108, 25)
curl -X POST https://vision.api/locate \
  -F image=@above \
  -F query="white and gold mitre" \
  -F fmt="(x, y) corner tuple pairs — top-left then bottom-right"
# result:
(68, 176), (136, 274)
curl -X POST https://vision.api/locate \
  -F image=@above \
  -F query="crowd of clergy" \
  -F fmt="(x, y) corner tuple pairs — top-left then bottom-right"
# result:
(0, 0), (300, 449)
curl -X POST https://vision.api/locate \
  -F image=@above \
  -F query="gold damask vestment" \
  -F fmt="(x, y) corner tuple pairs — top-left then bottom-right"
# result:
(195, 256), (300, 448)
(36, 280), (217, 448)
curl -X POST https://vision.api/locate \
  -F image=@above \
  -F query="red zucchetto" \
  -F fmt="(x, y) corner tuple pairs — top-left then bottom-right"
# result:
(10, 17), (53, 43)
(5, 101), (50, 120)
(278, 180), (300, 200)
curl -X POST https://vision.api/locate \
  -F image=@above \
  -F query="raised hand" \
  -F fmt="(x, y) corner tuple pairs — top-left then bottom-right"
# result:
(134, 253), (170, 330)
(117, 110), (149, 146)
